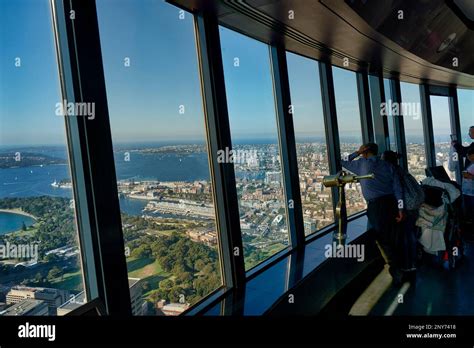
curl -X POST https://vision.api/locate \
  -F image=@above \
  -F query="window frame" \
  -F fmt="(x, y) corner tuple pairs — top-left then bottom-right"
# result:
(400, 81), (428, 177)
(331, 65), (368, 219)
(194, 11), (246, 289)
(388, 78), (408, 171)
(217, 25), (294, 271)
(419, 84), (463, 183)
(51, 0), (132, 315)
(285, 50), (337, 237)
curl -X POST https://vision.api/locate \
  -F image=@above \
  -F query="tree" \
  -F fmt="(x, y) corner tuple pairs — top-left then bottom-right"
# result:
(47, 266), (62, 281)
(159, 278), (174, 291)
(172, 262), (188, 277)
(201, 264), (214, 276)
(131, 245), (152, 259)
(21, 221), (27, 231)
(194, 259), (206, 272)
(44, 253), (60, 263)
(34, 272), (43, 283)
(176, 272), (193, 286)
(158, 255), (173, 272)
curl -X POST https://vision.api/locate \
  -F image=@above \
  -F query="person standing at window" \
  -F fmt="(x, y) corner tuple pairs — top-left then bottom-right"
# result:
(453, 126), (474, 170)
(382, 150), (424, 283)
(453, 126), (474, 232)
(341, 143), (404, 283)
(461, 148), (474, 225)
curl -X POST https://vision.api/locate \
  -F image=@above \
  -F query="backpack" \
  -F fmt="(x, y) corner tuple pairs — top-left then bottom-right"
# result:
(401, 172), (425, 211)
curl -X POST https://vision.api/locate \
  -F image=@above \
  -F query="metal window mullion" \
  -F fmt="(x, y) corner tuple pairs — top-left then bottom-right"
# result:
(50, 0), (101, 305)
(356, 71), (374, 144)
(269, 46), (305, 249)
(419, 83), (436, 168)
(52, 0), (132, 315)
(448, 86), (463, 183)
(319, 62), (346, 228)
(285, 248), (305, 292)
(390, 78), (408, 170)
(194, 11), (246, 289)
(368, 74), (389, 153)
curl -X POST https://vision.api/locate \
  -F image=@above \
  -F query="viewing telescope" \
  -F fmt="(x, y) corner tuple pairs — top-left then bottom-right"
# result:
(322, 171), (374, 244)
(322, 172), (375, 188)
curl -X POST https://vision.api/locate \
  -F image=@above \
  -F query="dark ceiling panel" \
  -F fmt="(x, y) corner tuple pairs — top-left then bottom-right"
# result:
(346, 0), (474, 75)
(451, 0), (474, 27)
(168, 0), (474, 88)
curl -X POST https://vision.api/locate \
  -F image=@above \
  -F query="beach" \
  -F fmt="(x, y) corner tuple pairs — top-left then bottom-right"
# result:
(0, 209), (37, 221)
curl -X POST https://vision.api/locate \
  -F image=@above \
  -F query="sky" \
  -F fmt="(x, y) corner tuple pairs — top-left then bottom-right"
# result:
(0, 0), (66, 146)
(286, 51), (325, 139)
(332, 66), (363, 143)
(219, 25), (279, 141)
(96, 0), (206, 143)
(0, 0), (472, 147)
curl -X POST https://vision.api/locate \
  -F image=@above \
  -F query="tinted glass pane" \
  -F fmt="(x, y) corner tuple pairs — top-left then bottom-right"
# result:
(286, 52), (334, 235)
(219, 26), (289, 270)
(431, 96), (455, 180)
(332, 66), (366, 216)
(0, 0), (86, 316)
(97, 0), (222, 315)
(400, 82), (426, 181)
(384, 79), (397, 151)
(458, 89), (474, 146)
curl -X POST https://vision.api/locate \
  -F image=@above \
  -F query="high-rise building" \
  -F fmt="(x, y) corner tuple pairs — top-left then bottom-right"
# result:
(56, 278), (144, 316)
(264, 171), (282, 185)
(128, 278), (144, 316)
(304, 219), (317, 235)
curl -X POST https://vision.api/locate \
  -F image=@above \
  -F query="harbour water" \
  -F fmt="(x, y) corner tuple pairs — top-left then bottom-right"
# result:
(0, 145), (212, 234)
(0, 211), (36, 235)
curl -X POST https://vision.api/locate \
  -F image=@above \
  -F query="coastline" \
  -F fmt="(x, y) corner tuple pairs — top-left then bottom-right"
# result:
(0, 209), (37, 221)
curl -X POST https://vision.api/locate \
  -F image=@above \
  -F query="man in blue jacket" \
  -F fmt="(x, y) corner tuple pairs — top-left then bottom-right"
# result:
(341, 142), (404, 283)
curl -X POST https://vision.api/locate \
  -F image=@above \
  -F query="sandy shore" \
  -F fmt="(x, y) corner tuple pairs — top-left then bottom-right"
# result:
(0, 209), (37, 221)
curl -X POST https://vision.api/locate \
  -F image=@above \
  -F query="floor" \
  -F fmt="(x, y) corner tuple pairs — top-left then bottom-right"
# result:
(366, 241), (474, 316)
